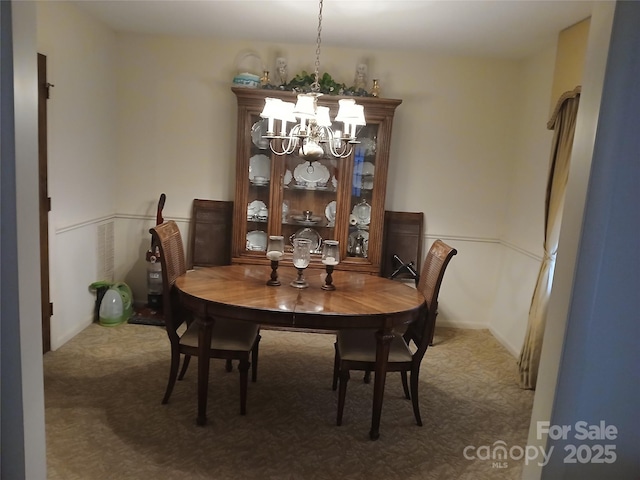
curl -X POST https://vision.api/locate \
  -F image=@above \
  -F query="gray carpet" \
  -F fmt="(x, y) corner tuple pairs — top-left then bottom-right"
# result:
(44, 323), (534, 479)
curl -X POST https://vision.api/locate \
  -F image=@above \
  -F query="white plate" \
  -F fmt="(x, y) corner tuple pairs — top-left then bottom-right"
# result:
(235, 50), (262, 76)
(352, 200), (371, 226)
(283, 169), (292, 186)
(293, 161), (330, 187)
(360, 161), (375, 190)
(325, 201), (337, 225)
(246, 230), (268, 251)
(247, 200), (267, 220)
(362, 178), (374, 190)
(348, 230), (369, 256)
(251, 119), (270, 149)
(249, 154), (270, 180)
(361, 161), (375, 176)
(359, 137), (376, 156)
(290, 228), (322, 253)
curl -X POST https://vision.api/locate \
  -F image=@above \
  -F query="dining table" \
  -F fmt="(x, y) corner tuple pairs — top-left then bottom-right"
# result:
(174, 264), (426, 440)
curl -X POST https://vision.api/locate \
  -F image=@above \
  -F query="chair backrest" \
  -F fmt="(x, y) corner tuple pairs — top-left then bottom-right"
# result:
(408, 239), (457, 357)
(188, 199), (233, 269)
(149, 221), (187, 338)
(381, 211), (424, 281)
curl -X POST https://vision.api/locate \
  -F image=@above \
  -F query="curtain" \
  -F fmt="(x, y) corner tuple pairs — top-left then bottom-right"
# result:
(517, 87), (581, 390)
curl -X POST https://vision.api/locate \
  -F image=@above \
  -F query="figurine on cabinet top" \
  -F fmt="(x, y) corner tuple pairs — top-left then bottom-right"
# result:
(275, 57), (288, 86)
(353, 63), (368, 91)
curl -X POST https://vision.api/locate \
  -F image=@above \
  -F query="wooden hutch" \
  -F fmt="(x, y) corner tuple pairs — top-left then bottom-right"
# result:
(231, 87), (401, 275)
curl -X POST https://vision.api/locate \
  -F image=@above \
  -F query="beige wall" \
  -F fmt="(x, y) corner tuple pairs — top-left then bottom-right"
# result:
(38, 2), (561, 356)
(37, 1), (119, 348)
(550, 17), (591, 115)
(490, 45), (557, 353)
(113, 35), (529, 340)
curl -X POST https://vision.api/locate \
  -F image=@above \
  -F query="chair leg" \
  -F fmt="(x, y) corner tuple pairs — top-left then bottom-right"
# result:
(332, 343), (339, 391)
(251, 334), (260, 383)
(162, 347), (181, 404)
(429, 315), (437, 346)
(400, 371), (410, 399)
(336, 369), (350, 426)
(178, 354), (191, 380)
(238, 358), (250, 415)
(410, 369), (422, 426)
(363, 370), (371, 384)
(225, 359), (233, 372)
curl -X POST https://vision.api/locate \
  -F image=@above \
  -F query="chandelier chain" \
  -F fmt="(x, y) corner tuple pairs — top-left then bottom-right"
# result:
(259, 0), (364, 160)
(312, 0), (323, 92)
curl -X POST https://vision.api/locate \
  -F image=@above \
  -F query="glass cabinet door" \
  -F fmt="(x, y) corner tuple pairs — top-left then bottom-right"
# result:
(347, 123), (378, 260)
(282, 151), (339, 256)
(245, 115), (271, 253)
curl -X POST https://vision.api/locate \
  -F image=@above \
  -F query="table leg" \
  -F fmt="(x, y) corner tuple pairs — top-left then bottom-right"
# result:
(370, 327), (394, 440)
(197, 316), (212, 426)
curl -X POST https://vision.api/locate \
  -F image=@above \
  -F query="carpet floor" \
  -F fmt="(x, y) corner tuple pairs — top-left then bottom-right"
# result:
(44, 323), (534, 479)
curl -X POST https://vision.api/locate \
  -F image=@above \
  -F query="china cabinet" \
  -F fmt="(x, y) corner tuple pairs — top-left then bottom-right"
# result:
(231, 87), (402, 275)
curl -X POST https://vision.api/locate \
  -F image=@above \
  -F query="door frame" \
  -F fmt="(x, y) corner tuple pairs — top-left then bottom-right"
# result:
(38, 52), (51, 353)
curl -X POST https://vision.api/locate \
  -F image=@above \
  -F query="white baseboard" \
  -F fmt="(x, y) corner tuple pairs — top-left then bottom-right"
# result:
(437, 319), (487, 330)
(436, 319), (520, 358)
(489, 325), (521, 358)
(51, 316), (93, 351)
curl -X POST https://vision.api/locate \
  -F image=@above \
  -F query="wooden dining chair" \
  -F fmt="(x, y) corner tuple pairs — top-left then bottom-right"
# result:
(332, 239), (457, 427)
(187, 199), (237, 372)
(150, 220), (260, 415)
(187, 199), (233, 270)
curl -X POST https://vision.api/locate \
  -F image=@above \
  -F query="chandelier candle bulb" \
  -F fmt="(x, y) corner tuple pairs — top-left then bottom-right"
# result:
(322, 257), (338, 265)
(259, 0), (366, 160)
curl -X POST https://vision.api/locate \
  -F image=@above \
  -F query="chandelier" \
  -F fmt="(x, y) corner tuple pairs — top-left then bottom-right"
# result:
(260, 0), (366, 160)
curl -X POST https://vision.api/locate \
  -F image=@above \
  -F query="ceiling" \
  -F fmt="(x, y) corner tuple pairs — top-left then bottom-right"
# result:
(72, 0), (595, 59)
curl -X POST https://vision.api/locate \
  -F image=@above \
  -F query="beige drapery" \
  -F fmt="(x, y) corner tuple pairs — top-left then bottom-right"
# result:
(517, 87), (581, 389)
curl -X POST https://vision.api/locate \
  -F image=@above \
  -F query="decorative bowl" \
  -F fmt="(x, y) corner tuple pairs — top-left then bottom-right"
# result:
(233, 72), (260, 88)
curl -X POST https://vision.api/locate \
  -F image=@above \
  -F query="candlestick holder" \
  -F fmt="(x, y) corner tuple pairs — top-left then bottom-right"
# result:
(290, 238), (311, 289)
(321, 240), (340, 291)
(267, 259), (281, 286)
(322, 263), (336, 290)
(266, 236), (284, 286)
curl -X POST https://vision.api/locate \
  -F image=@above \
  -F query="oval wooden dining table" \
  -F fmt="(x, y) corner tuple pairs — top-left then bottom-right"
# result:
(175, 264), (426, 440)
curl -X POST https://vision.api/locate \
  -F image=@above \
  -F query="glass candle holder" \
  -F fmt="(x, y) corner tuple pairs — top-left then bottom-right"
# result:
(321, 240), (340, 290)
(266, 236), (284, 286)
(290, 238), (312, 289)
